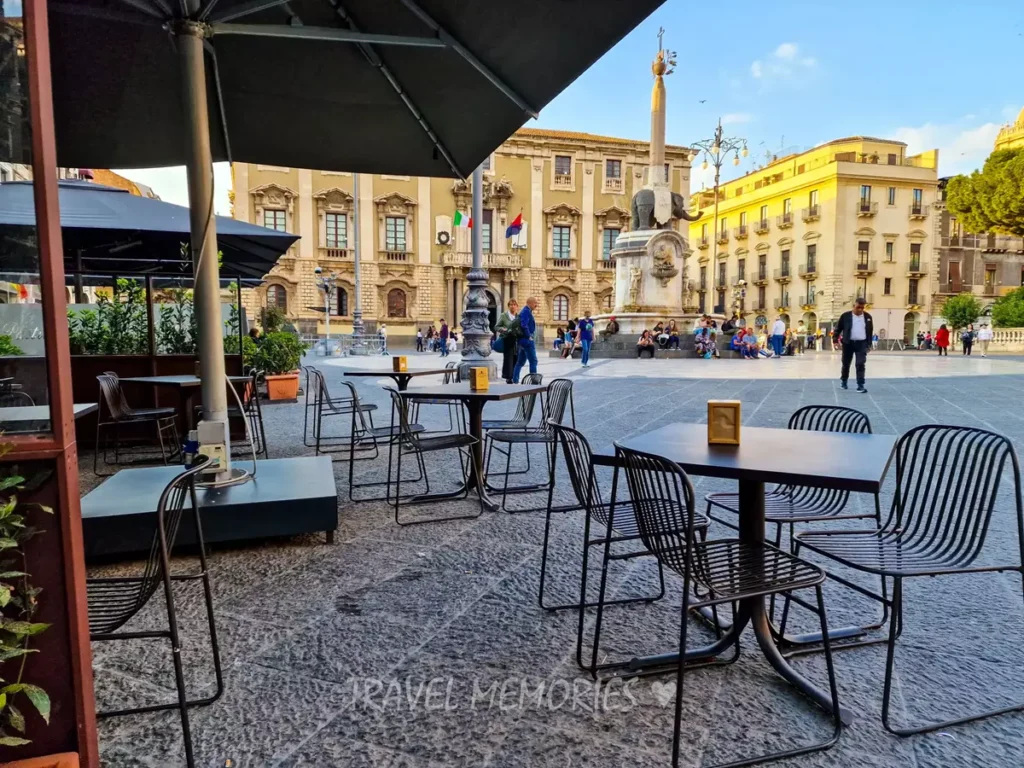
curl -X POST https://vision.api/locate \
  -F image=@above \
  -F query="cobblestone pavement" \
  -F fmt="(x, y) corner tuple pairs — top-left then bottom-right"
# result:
(85, 354), (1024, 767)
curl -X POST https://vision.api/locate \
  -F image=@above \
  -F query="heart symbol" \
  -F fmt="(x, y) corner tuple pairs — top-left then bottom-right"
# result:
(651, 680), (676, 707)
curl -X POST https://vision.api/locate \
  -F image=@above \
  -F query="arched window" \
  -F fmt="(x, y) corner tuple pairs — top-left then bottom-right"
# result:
(553, 294), (569, 322)
(387, 288), (407, 318)
(267, 284), (287, 312)
(332, 287), (348, 316)
(601, 292), (613, 311)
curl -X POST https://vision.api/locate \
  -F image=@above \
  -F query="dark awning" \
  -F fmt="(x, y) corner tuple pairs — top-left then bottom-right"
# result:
(0, 180), (297, 279)
(48, 0), (666, 178)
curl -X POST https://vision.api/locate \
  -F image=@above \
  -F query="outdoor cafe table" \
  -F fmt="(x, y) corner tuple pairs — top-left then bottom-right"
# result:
(119, 375), (252, 430)
(345, 368), (450, 391)
(593, 422), (897, 725)
(398, 382), (548, 511)
(0, 402), (97, 431)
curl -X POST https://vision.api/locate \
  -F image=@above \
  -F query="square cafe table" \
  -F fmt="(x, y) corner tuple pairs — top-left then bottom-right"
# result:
(0, 403), (97, 432)
(119, 375), (252, 430)
(594, 422), (897, 724)
(398, 382), (547, 510)
(345, 368), (450, 391)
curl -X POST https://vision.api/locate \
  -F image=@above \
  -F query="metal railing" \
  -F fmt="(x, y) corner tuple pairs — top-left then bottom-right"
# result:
(774, 266), (792, 280)
(855, 292), (874, 304)
(854, 260), (877, 273)
(697, 236), (710, 249)
(906, 294), (922, 306)
(548, 257), (574, 270)
(303, 333), (385, 357)
(596, 257), (616, 271)
(319, 246), (353, 260)
(380, 250), (410, 262)
(907, 259), (925, 274)
(909, 204), (929, 218)
(774, 297), (790, 309)
(754, 268), (768, 283)
(938, 282), (966, 294)
(801, 205), (820, 222)
(777, 213), (794, 228)
(754, 219), (770, 234)
(799, 262), (817, 277)
(857, 201), (878, 216)
(716, 232), (730, 244)
(801, 295), (817, 306)
(734, 225), (748, 239)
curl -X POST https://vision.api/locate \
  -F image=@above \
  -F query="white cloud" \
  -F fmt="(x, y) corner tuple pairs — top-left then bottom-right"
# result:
(748, 43), (817, 87)
(891, 121), (1001, 176)
(110, 163), (234, 216)
(774, 43), (798, 60)
(721, 113), (753, 125)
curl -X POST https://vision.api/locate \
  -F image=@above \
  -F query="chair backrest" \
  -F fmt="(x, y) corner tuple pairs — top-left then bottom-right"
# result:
(615, 444), (697, 579)
(0, 391), (34, 407)
(387, 388), (422, 449)
(788, 405), (871, 434)
(540, 378), (573, 433)
(302, 366), (320, 406)
(442, 361), (460, 384)
(96, 373), (133, 422)
(88, 456), (213, 634)
(552, 421), (603, 516)
(338, 380), (374, 434)
(887, 424), (1022, 564)
(509, 373), (544, 424)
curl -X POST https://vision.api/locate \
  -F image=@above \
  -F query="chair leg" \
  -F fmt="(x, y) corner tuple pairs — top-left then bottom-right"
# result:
(671, 584), (692, 768)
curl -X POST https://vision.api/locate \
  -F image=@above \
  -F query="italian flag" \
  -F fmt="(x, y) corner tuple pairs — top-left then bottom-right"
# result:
(453, 210), (472, 228)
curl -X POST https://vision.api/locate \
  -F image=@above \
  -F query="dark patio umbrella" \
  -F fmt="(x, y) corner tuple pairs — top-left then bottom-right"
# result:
(0, 180), (297, 280)
(49, 1), (665, 177)
(45, 0), (664, 480)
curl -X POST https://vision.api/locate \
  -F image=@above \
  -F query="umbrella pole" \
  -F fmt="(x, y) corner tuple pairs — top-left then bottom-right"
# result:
(178, 21), (231, 477)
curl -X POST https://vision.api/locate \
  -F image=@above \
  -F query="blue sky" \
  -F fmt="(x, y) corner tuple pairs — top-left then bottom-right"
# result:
(535, 0), (1023, 192)
(70, 0), (1020, 211)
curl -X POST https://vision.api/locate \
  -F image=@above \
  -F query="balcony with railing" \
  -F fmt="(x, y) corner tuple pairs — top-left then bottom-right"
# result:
(801, 294), (818, 308)
(697, 236), (710, 250)
(734, 225), (748, 240)
(596, 257), (616, 272)
(774, 296), (791, 309)
(441, 251), (524, 269)
(732, 274), (747, 286)
(777, 212), (794, 229)
(857, 201), (878, 217)
(855, 292), (874, 305)
(854, 260), (877, 275)
(774, 266), (792, 282)
(319, 246), (353, 260)
(380, 249), (410, 262)
(906, 293), (922, 307)
(753, 268), (768, 285)
(553, 173), (573, 189)
(940, 234), (982, 249)
(938, 281), (966, 294)
(716, 231), (730, 245)
(547, 255), (574, 270)
(909, 203), (929, 219)
(801, 205), (820, 223)
(754, 219), (770, 234)
(604, 177), (623, 193)
(751, 297), (767, 311)
(799, 262), (818, 278)
(906, 259), (926, 275)
(982, 282), (998, 296)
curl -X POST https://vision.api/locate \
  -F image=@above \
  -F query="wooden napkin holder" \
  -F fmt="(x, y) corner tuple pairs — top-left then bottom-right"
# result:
(392, 356), (408, 373)
(707, 400), (741, 445)
(469, 367), (489, 391)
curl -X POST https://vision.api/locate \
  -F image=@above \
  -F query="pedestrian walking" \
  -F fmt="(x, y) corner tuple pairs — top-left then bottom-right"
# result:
(494, 299), (520, 383)
(378, 324), (389, 355)
(416, 328), (424, 352)
(511, 297), (539, 383)
(794, 320), (807, 354)
(978, 323), (993, 357)
(961, 324), (975, 356)
(834, 297), (872, 393)
(438, 318), (450, 357)
(936, 324), (950, 356)
(771, 316), (786, 357)
(578, 310), (595, 367)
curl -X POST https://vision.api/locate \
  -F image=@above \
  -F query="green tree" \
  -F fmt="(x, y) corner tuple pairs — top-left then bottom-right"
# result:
(946, 148), (1024, 236)
(991, 286), (1024, 328)
(941, 293), (984, 338)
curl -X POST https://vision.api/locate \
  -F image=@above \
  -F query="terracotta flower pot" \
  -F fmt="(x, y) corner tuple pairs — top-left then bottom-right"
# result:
(5, 753), (80, 768)
(265, 372), (299, 401)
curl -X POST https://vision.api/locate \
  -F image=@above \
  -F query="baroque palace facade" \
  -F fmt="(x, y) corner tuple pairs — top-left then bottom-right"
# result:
(231, 128), (694, 341)
(688, 136), (940, 342)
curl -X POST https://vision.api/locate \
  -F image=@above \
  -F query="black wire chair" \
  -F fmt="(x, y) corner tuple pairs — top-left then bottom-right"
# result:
(705, 405), (887, 634)
(615, 443), (841, 767)
(0, 390), (34, 406)
(793, 424), (1024, 736)
(94, 372), (180, 475)
(482, 373), (544, 480)
(408, 361), (466, 436)
(305, 368), (378, 455)
(193, 369), (269, 459)
(483, 378), (575, 512)
(387, 388), (485, 526)
(544, 421), (681, 613)
(88, 456), (223, 768)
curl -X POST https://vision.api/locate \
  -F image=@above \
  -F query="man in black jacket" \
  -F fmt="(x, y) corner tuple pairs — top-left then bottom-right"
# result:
(833, 297), (873, 393)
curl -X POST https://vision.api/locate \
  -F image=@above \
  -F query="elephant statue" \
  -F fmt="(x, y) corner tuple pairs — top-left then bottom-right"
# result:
(631, 189), (703, 230)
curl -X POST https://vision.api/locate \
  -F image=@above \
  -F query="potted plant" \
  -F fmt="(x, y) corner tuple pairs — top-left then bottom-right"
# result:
(252, 332), (306, 400)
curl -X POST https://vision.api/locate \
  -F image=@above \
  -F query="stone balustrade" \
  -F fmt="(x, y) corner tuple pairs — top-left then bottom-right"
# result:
(440, 251), (523, 269)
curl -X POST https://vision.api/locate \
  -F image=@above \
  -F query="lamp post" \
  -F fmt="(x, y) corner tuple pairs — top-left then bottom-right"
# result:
(350, 173), (366, 354)
(732, 278), (747, 323)
(691, 119), (748, 316)
(458, 164), (497, 378)
(314, 266), (337, 355)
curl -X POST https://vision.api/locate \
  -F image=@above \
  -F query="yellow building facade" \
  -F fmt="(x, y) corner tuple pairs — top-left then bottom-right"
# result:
(688, 137), (939, 342)
(230, 129), (694, 341)
(994, 107), (1024, 152)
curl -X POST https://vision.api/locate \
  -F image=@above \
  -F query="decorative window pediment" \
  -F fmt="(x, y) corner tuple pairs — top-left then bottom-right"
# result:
(907, 229), (928, 240)
(251, 182), (296, 213)
(735, 247), (749, 257)
(777, 237), (795, 247)
(755, 242), (770, 253)
(595, 205), (630, 231)
(802, 231), (822, 242)
(451, 177), (515, 213)
(313, 187), (354, 214)
(374, 192), (417, 217)
(854, 226), (876, 237)
(543, 203), (582, 229)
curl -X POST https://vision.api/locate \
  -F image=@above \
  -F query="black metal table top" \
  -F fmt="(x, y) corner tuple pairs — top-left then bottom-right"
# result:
(397, 382), (547, 402)
(81, 456), (336, 519)
(594, 422), (896, 494)
(344, 369), (450, 378)
(119, 375), (251, 388)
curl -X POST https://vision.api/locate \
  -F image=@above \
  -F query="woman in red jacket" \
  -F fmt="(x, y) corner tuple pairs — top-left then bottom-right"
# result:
(935, 324), (950, 356)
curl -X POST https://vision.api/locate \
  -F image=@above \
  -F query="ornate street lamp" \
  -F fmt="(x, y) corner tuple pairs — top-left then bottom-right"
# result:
(313, 265), (338, 355)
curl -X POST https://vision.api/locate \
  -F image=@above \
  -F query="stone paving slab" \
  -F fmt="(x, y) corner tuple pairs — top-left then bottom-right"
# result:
(84, 357), (1024, 767)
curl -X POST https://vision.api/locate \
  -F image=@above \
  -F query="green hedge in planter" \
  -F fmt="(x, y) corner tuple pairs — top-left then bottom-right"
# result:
(252, 332), (306, 375)
(0, 336), (23, 356)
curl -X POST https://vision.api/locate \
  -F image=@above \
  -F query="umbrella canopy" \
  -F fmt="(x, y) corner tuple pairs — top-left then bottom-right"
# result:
(48, 0), (665, 178)
(0, 179), (297, 279)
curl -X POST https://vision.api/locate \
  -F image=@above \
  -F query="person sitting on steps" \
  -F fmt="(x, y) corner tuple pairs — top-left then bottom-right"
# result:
(637, 329), (656, 359)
